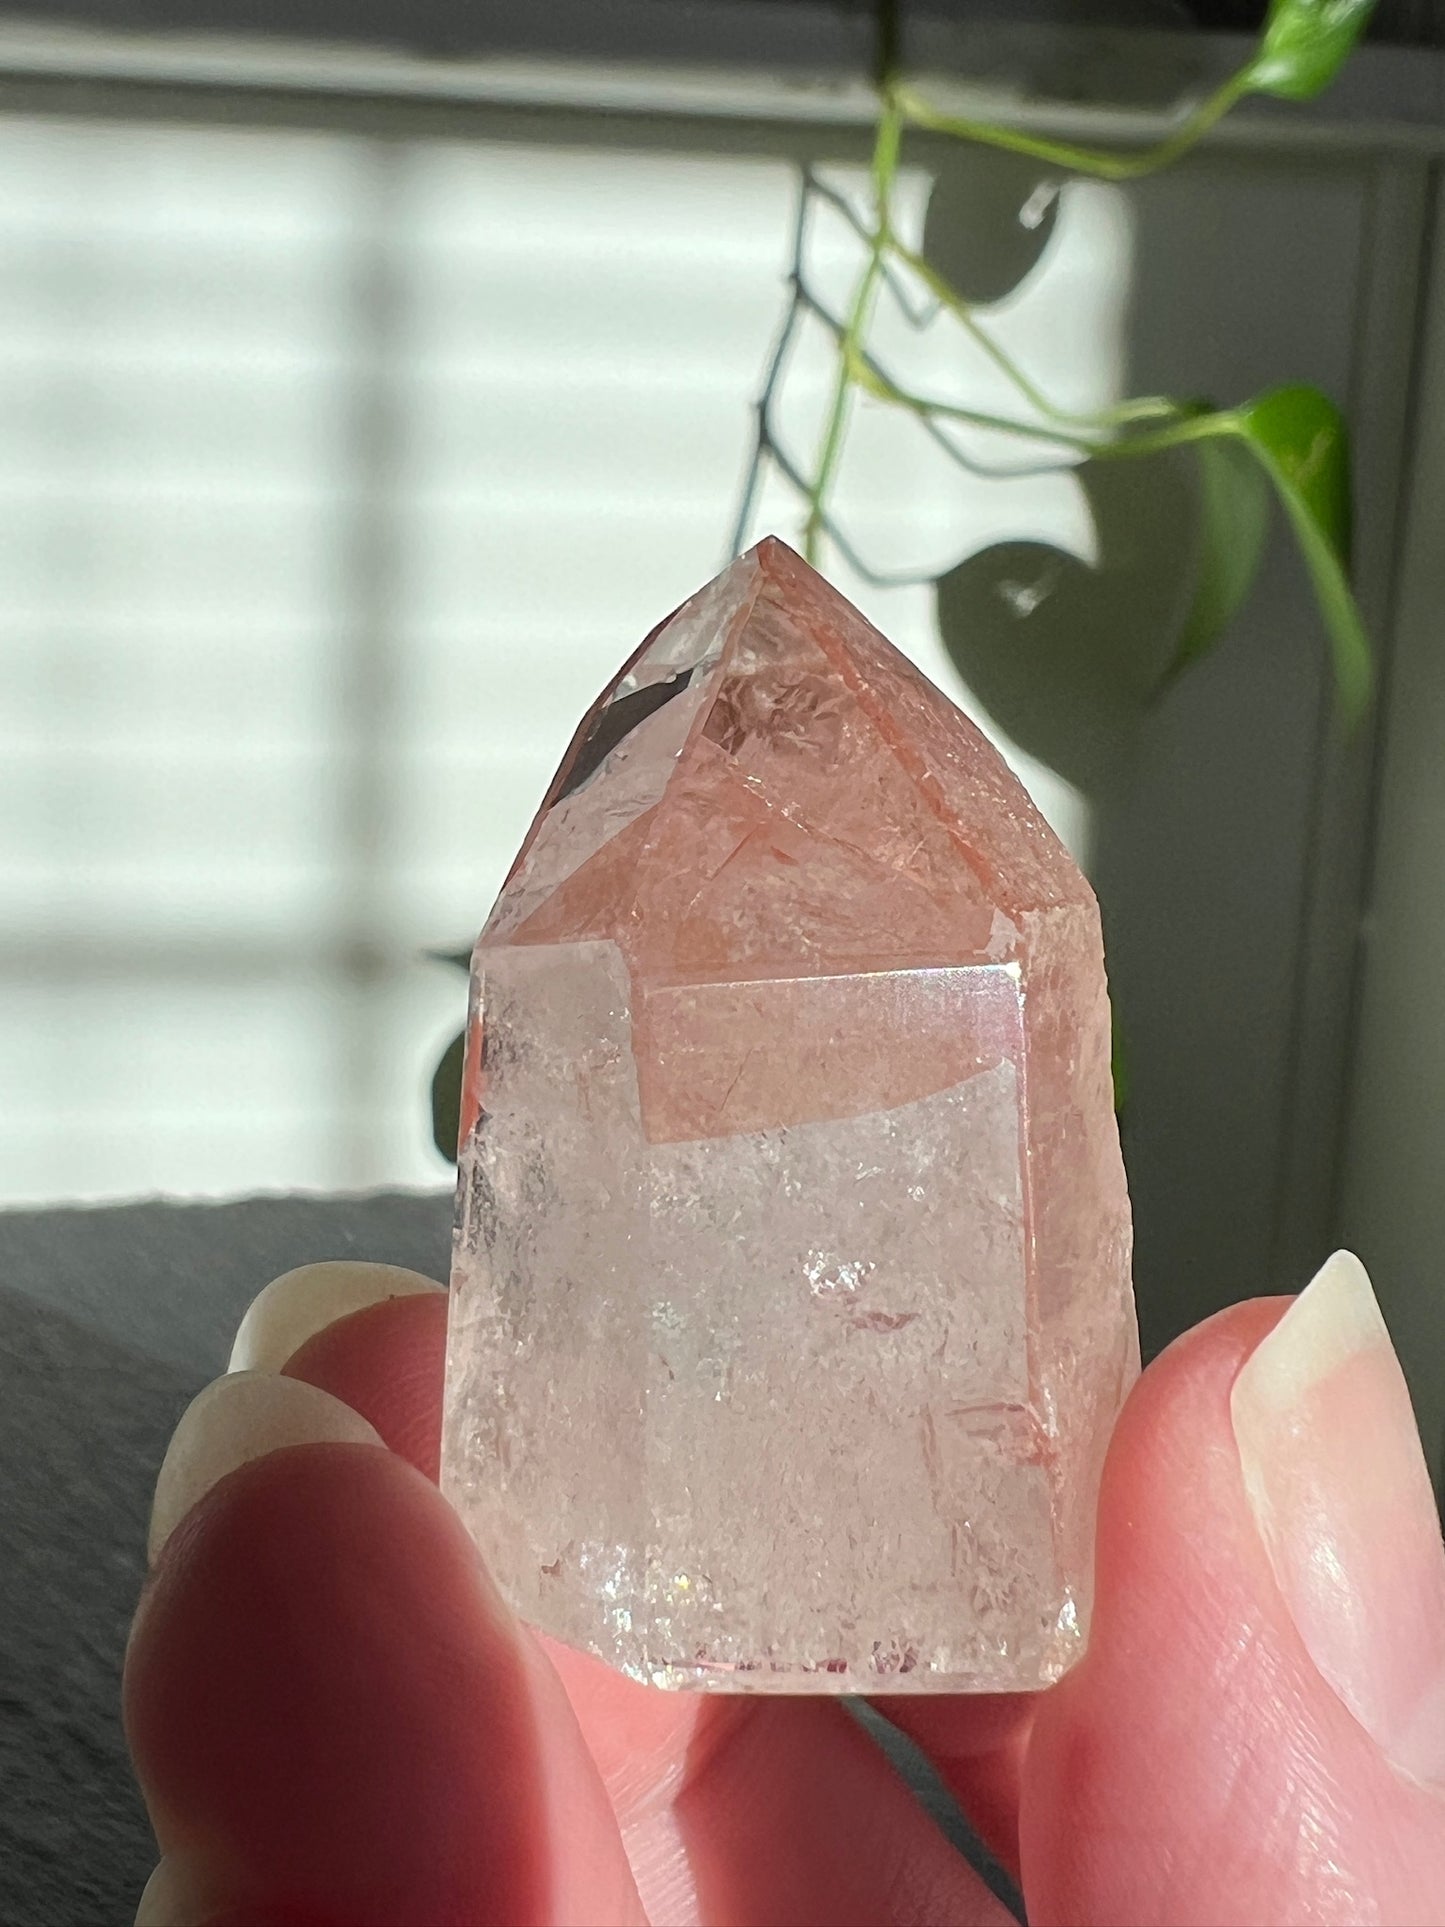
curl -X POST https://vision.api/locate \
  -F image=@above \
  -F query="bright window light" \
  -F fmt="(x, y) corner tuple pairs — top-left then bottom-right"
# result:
(0, 112), (1131, 1204)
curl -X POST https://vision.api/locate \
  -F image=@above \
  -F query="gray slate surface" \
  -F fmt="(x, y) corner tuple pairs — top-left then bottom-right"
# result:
(0, 1191), (454, 1927)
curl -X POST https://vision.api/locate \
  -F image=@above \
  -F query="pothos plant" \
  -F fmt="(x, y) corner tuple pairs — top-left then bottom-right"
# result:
(431, 0), (1376, 1160)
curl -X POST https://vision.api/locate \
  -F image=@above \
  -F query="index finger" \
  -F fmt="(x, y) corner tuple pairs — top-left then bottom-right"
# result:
(124, 1278), (645, 1927)
(228, 1266), (1021, 1926)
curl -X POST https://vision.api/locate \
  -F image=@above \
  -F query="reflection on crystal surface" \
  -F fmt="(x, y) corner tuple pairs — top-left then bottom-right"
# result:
(444, 539), (1136, 1692)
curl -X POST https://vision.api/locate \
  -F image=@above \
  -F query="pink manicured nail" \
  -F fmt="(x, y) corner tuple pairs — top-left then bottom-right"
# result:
(1231, 1251), (1445, 1784)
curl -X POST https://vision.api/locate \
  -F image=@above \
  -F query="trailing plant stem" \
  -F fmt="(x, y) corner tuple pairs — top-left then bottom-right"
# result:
(881, 233), (1185, 430)
(731, 1), (1371, 719)
(888, 72), (1250, 183)
(803, 104), (902, 565)
(805, 169), (1184, 435)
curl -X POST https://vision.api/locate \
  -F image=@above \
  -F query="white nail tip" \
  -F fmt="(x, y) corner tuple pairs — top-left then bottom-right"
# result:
(134, 1857), (203, 1926)
(1232, 1249), (1389, 1421)
(148, 1371), (385, 1566)
(228, 1260), (445, 1373)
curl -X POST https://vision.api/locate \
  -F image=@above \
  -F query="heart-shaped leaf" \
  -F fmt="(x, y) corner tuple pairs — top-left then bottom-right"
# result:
(1233, 383), (1371, 719)
(1167, 435), (1271, 682)
(1244, 0), (1377, 103)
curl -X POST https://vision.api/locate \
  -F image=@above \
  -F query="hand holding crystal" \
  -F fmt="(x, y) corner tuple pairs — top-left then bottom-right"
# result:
(125, 1252), (1445, 1926)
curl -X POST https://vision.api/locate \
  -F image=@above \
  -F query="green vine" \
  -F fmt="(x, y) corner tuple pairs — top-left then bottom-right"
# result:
(432, 2), (1379, 1163)
(737, 0), (1377, 718)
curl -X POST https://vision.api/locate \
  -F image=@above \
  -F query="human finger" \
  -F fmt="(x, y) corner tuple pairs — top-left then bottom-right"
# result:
(1021, 1256), (1445, 1926)
(250, 1265), (1020, 1925)
(124, 1271), (645, 1927)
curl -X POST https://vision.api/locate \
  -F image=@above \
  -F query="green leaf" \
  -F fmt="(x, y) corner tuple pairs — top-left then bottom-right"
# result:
(1168, 435), (1271, 681)
(1238, 384), (1350, 553)
(1233, 383), (1372, 719)
(431, 1028), (465, 1164)
(1244, 0), (1376, 103)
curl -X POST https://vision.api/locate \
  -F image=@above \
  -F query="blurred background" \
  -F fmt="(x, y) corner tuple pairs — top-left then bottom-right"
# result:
(1, 0), (1444, 1462)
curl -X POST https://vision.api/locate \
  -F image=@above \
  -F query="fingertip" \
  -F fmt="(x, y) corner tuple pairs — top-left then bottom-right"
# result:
(131, 1270), (651, 1923)
(1082, 1294), (1290, 1635)
(147, 1373), (385, 1567)
(134, 1856), (203, 1926)
(1021, 1290), (1445, 1927)
(281, 1291), (449, 1482)
(229, 1262), (444, 1374)
(127, 1441), (644, 1926)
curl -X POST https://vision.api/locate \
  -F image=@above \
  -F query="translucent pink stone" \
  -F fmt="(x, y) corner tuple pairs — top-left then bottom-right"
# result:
(443, 538), (1137, 1692)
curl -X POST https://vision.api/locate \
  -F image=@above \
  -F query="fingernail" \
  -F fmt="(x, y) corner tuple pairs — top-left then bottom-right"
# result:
(228, 1261), (444, 1373)
(134, 1856), (208, 1926)
(149, 1372), (385, 1566)
(1232, 1250), (1445, 1784)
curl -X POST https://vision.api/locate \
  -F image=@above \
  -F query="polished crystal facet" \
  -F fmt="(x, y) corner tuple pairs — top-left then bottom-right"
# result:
(443, 538), (1137, 1693)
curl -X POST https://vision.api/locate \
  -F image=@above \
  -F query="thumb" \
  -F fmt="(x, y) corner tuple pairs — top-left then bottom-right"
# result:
(1022, 1255), (1445, 1926)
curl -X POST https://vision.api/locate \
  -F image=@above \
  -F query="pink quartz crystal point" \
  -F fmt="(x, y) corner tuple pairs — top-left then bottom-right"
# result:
(443, 537), (1137, 1693)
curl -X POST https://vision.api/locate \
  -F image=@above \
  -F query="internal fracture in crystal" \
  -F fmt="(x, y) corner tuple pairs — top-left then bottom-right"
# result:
(443, 538), (1137, 1693)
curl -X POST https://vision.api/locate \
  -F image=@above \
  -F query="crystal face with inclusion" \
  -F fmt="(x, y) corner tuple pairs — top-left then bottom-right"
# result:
(443, 538), (1137, 1693)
